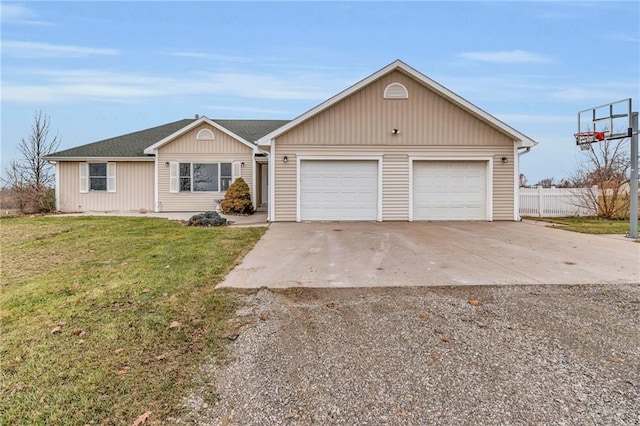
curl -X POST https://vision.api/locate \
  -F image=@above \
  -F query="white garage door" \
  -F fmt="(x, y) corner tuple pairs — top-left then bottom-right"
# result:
(300, 160), (378, 221)
(413, 161), (487, 220)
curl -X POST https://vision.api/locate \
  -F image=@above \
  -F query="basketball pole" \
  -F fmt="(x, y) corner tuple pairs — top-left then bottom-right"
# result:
(628, 111), (638, 239)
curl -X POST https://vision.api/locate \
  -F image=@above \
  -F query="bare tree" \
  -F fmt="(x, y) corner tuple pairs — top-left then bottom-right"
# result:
(1, 111), (60, 213)
(535, 177), (556, 188)
(519, 173), (528, 188)
(571, 139), (631, 219)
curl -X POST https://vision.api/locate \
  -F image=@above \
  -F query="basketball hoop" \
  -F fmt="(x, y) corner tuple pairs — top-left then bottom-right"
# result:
(574, 131), (606, 146)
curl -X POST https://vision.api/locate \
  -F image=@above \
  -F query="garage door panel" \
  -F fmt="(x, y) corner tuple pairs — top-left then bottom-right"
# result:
(300, 160), (378, 221)
(413, 161), (487, 221)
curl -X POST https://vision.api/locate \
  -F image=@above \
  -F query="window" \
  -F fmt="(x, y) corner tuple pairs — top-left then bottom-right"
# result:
(178, 162), (231, 192)
(179, 163), (191, 191)
(383, 82), (409, 99)
(89, 163), (107, 191)
(196, 129), (215, 140)
(193, 163), (218, 191)
(221, 163), (232, 191)
(80, 162), (115, 193)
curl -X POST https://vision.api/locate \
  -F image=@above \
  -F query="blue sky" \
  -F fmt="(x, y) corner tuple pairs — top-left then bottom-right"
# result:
(1, 1), (639, 184)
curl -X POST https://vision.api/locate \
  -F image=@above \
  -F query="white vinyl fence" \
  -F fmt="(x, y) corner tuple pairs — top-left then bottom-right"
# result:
(519, 187), (594, 217)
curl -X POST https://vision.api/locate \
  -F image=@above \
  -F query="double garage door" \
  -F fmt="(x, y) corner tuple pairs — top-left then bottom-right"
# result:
(299, 160), (487, 221)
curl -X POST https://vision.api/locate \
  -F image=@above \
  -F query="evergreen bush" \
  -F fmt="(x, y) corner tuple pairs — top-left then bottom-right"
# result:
(221, 177), (254, 215)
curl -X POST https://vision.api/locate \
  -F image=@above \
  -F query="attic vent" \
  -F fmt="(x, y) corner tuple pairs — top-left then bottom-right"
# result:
(196, 129), (214, 140)
(384, 82), (408, 99)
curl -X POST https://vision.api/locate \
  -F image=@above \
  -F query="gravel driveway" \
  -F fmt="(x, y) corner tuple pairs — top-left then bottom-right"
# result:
(178, 284), (640, 425)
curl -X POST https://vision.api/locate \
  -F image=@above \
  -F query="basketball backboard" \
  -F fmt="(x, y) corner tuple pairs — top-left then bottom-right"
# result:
(576, 98), (632, 146)
(575, 97), (638, 239)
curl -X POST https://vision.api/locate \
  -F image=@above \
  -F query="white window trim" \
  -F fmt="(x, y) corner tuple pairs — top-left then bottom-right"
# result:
(384, 82), (409, 99)
(88, 163), (106, 192)
(82, 162), (114, 193)
(408, 156), (493, 222)
(177, 162), (233, 193)
(295, 155), (384, 223)
(196, 128), (215, 140)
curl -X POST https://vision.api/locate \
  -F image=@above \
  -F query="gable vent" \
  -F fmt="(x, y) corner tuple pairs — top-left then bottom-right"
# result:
(384, 82), (408, 99)
(196, 129), (215, 140)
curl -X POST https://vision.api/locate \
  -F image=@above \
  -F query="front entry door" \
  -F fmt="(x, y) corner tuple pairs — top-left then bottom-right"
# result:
(261, 164), (268, 205)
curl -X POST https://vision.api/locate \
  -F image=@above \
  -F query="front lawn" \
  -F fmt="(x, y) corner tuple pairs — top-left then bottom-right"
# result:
(524, 216), (637, 235)
(0, 216), (265, 425)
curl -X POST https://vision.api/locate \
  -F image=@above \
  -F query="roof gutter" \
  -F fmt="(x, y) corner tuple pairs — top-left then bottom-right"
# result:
(517, 146), (532, 156)
(42, 156), (155, 162)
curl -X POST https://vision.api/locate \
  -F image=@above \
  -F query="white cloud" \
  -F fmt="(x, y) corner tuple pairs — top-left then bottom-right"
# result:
(495, 113), (574, 124)
(459, 50), (552, 64)
(0, 3), (32, 20)
(169, 51), (215, 60)
(602, 33), (640, 43)
(203, 105), (292, 116)
(1, 41), (119, 58)
(551, 83), (637, 102)
(0, 3), (52, 25)
(1, 68), (353, 104)
(168, 51), (253, 62)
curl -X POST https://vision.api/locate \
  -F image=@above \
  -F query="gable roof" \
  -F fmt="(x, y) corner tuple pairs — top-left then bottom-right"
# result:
(46, 119), (194, 159)
(215, 119), (290, 144)
(257, 59), (537, 148)
(143, 116), (289, 154)
(45, 118), (290, 160)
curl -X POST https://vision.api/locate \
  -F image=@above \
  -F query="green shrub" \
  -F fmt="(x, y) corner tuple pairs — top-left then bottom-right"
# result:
(221, 177), (254, 215)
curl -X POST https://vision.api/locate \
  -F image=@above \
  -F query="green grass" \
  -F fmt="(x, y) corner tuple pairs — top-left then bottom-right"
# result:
(0, 216), (265, 425)
(524, 216), (638, 235)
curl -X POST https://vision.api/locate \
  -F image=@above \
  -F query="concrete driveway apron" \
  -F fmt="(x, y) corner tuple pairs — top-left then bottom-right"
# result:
(217, 221), (640, 288)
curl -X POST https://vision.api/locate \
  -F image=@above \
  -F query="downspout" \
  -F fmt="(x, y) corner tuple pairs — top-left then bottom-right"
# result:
(253, 146), (270, 221)
(53, 161), (60, 211)
(153, 152), (159, 212)
(515, 146), (532, 221)
(518, 147), (531, 156)
(268, 140), (275, 222)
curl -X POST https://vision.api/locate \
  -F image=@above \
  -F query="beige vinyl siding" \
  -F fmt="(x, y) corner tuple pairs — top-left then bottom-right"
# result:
(57, 161), (154, 212)
(276, 70), (514, 147)
(157, 123), (254, 212)
(274, 145), (514, 221)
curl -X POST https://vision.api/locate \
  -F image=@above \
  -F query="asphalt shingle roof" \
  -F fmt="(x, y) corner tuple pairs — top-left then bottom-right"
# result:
(215, 119), (290, 144)
(47, 118), (290, 158)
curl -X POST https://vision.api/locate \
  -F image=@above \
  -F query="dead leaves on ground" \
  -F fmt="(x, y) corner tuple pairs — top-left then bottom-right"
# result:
(605, 355), (625, 364)
(132, 411), (152, 426)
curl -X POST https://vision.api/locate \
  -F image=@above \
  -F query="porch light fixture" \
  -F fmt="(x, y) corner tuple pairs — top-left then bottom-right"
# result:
(392, 128), (399, 135)
(164, 162), (170, 167)
(241, 162), (245, 167)
(283, 155), (288, 163)
(501, 157), (508, 164)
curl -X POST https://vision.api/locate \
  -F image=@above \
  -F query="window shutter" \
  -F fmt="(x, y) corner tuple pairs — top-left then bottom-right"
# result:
(107, 162), (116, 193)
(232, 161), (242, 182)
(169, 162), (179, 193)
(79, 163), (89, 193)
